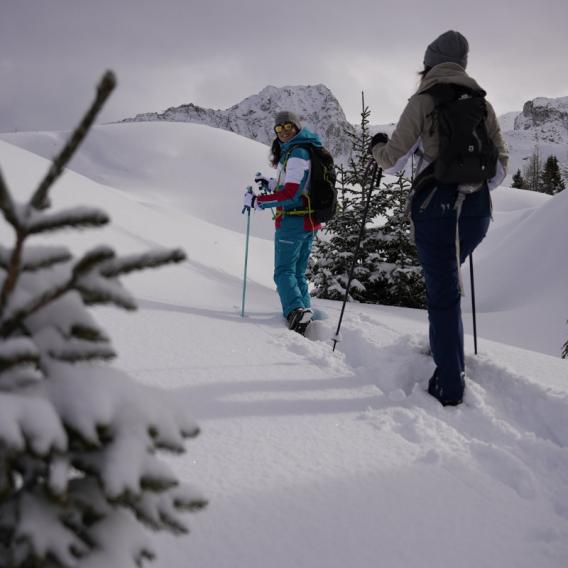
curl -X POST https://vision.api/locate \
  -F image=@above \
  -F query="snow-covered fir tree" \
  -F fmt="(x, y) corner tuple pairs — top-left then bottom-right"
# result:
(362, 174), (426, 308)
(522, 146), (542, 192)
(0, 72), (205, 568)
(308, 95), (385, 301)
(511, 169), (525, 189)
(309, 94), (425, 308)
(540, 155), (565, 194)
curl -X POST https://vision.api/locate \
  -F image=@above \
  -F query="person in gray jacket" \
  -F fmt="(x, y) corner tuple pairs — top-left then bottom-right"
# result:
(370, 30), (508, 406)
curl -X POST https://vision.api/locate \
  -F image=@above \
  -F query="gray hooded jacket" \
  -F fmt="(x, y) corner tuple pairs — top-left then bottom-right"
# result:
(372, 63), (508, 188)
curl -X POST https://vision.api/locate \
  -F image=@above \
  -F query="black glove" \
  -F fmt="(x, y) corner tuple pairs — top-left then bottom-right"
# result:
(368, 132), (389, 154)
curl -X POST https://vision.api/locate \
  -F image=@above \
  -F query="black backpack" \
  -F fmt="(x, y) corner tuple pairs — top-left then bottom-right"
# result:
(288, 144), (337, 223)
(423, 84), (499, 185)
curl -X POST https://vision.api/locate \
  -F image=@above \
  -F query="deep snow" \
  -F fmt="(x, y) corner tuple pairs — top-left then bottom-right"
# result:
(1, 123), (567, 567)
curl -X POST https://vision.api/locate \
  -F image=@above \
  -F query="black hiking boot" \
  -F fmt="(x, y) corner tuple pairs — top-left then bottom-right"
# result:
(427, 370), (464, 407)
(286, 308), (313, 336)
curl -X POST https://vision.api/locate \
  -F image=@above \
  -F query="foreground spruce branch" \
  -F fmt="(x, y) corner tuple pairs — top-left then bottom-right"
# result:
(0, 71), (205, 567)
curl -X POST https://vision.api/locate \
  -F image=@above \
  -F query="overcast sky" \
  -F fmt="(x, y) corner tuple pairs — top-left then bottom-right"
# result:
(1, 0), (567, 133)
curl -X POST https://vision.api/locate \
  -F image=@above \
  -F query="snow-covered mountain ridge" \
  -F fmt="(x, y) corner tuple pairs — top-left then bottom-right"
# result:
(122, 84), (356, 163)
(500, 96), (568, 179)
(122, 85), (568, 178)
(514, 96), (568, 144)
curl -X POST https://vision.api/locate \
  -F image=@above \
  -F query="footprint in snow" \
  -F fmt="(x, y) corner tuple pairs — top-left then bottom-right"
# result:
(470, 440), (536, 499)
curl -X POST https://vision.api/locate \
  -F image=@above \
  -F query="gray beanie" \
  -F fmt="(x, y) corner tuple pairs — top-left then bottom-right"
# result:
(423, 30), (469, 69)
(274, 110), (302, 130)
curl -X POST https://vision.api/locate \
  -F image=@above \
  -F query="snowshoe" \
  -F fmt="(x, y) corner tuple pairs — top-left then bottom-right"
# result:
(286, 308), (313, 336)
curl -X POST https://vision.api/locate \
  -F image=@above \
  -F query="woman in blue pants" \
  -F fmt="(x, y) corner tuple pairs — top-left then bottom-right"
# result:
(370, 31), (508, 405)
(255, 111), (322, 333)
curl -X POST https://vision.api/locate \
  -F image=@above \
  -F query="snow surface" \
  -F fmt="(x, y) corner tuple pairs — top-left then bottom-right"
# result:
(1, 122), (568, 568)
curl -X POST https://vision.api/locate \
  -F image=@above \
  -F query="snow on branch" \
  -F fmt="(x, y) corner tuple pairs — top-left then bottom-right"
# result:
(25, 206), (109, 235)
(0, 392), (66, 455)
(128, 482), (207, 535)
(75, 273), (137, 311)
(35, 327), (116, 363)
(0, 70), (204, 566)
(0, 337), (39, 373)
(14, 490), (89, 566)
(99, 249), (187, 278)
(0, 245), (72, 273)
(0, 168), (18, 228)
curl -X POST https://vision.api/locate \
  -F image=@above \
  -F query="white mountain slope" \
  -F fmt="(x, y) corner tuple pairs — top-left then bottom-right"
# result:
(122, 84), (356, 163)
(1, 128), (567, 568)
(0, 122), (275, 239)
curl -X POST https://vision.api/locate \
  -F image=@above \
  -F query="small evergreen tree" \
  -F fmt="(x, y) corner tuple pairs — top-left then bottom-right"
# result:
(522, 145), (542, 192)
(540, 155), (565, 195)
(363, 174), (426, 308)
(309, 93), (425, 308)
(511, 169), (525, 189)
(308, 93), (387, 301)
(0, 72), (205, 567)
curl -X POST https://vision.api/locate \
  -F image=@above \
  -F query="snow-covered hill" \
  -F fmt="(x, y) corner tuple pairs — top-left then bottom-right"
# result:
(0, 123), (275, 239)
(122, 84), (356, 163)
(1, 121), (566, 355)
(1, 125), (567, 568)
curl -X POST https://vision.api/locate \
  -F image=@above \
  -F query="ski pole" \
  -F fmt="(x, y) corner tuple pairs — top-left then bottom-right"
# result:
(469, 253), (478, 355)
(241, 186), (254, 318)
(332, 162), (382, 352)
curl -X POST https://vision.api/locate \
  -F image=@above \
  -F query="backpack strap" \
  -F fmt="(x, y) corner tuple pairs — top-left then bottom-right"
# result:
(281, 144), (316, 227)
(424, 83), (487, 103)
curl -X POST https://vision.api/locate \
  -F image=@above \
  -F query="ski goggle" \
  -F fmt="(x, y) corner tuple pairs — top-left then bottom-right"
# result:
(274, 122), (296, 134)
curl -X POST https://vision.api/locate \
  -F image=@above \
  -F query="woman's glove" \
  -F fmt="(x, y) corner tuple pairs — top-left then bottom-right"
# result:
(242, 187), (257, 213)
(254, 172), (276, 193)
(368, 132), (389, 155)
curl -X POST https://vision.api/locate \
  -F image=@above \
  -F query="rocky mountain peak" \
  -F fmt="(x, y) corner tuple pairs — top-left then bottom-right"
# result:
(122, 84), (355, 162)
(513, 96), (568, 144)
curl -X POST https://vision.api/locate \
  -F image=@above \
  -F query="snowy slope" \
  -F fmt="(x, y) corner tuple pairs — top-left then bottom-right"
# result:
(0, 123), (275, 239)
(2, 122), (566, 355)
(467, 186), (568, 354)
(1, 126), (568, 568)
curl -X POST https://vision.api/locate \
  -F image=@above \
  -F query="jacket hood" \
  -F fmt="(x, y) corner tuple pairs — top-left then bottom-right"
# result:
(417, 62), (484, 94)
(279, 127), (322, 153)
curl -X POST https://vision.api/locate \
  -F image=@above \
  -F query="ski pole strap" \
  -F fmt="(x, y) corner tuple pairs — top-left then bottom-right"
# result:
(282, 209), (313, 216)
(454, 192), (466, 296)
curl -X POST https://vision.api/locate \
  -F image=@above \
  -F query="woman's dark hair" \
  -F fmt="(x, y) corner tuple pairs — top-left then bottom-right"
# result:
(270, 138), (281, 167)
(418, 65), (432, 80)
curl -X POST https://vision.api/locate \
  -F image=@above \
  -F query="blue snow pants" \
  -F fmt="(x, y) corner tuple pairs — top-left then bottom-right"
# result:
(274, 217), (315, 318)
(412, 183), (492, 402)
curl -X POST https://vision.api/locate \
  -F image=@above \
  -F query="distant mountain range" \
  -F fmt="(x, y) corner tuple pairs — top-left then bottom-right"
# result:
(122, 85), (568, 177)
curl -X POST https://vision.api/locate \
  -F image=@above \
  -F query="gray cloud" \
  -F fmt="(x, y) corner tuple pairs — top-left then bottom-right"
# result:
(1, 0), (567, 132)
